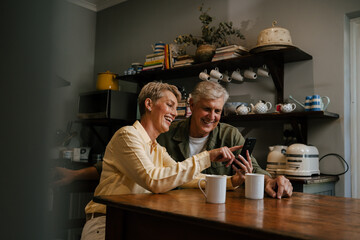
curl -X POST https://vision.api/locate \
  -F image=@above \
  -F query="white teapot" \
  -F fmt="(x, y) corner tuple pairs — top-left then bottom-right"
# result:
(250, 100), (272, 114)
(235, 104), (251, 115)
(276, 103), (296, 113)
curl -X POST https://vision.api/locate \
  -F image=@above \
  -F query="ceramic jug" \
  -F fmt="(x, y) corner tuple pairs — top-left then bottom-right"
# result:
(289, 95), (330, 111)
(250, 100), (272, 114)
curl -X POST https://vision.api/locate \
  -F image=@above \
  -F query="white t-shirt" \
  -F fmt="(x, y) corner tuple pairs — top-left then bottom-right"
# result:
(189, 135), (209, 157)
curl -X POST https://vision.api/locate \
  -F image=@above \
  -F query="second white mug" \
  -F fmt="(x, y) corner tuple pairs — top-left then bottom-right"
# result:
(257, 67), (270, 77)
(231, 69), (244, 82)
(210, 69), (223, 80)
(199, 72), (211, 81)
(245, 173), (264, 200)
(244, 69), (257, 79)
(221, 73), (232, 83)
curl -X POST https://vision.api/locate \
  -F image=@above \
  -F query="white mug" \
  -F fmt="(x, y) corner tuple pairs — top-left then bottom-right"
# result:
(231, 69), (244, 82)
(257, 67), (270, 77)
(244, 69), (257, 79)
(221, 73), (232, 83)
(199, 72), (210, 81)
(245, 173), (264, 200)
(210, 69), (223, 80)
(198, 175), (227, 204)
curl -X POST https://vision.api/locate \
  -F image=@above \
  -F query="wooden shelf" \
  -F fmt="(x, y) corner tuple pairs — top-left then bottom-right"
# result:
(221, 111), (339, 123)
(118, 46), (312, 104)
(221, 111), (339, 144)
(118, 46), (311, 81)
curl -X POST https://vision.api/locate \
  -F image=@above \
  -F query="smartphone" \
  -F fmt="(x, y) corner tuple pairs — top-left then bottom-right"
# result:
(239, 138), (256, 159)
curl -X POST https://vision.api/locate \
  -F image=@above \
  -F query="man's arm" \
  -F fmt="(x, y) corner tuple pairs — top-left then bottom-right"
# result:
(52, 162), (101, 187)
(264, 175), (293, 199)
(230, 125), (293, 198)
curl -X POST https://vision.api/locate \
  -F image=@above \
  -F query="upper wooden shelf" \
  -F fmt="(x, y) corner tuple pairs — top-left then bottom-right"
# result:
(117, 46), (312, 83)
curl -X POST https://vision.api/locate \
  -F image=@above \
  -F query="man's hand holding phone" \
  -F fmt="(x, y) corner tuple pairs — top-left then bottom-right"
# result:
(231, 138), (256, 187)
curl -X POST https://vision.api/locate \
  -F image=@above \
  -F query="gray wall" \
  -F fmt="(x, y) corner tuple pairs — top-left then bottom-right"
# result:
(51, 0), (96, 137)
(92, 0), (360, 197)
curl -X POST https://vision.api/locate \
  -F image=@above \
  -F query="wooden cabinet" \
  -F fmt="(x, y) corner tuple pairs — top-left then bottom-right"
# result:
(117, 46), (339, 143)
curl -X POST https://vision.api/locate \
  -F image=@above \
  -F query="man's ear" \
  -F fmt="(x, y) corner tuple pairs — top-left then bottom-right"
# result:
(189, 98), (194, 111)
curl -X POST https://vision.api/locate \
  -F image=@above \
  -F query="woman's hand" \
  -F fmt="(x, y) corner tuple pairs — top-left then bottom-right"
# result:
(208, 145), (242, 167)
(231, 150), (253, 187)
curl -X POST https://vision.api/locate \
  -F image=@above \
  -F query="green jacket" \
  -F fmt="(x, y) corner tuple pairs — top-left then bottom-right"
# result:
(157, 117), (270, 176)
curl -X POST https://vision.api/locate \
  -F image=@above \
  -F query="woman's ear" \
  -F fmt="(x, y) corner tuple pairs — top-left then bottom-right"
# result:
(145, 98), (153, 112)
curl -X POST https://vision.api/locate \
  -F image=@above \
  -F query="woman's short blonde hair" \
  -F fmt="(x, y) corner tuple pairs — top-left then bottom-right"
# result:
(191, 81), (229, 104)
(138, 81), (181, 116)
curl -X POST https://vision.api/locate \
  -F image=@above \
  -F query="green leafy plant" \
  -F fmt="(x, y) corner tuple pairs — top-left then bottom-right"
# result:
(174, 4), (245, 48)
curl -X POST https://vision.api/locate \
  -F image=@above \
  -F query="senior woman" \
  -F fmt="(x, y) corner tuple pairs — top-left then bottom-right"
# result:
(81, 82), (242, 240)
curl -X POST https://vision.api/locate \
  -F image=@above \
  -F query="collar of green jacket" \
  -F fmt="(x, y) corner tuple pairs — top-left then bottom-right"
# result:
(171, 117), (218, 150)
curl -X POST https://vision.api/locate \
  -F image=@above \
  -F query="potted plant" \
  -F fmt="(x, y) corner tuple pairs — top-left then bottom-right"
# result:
(174, 4), (245, 62)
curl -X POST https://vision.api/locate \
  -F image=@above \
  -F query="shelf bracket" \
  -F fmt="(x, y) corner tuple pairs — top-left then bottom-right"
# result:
(289, 118), (307, 144)
(265, 57), (284, 104)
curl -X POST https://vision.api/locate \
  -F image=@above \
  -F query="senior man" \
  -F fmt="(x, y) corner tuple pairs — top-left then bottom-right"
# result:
(157, 81), (292, 198)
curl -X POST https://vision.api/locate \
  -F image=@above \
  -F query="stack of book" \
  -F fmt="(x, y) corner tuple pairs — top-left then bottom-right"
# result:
(143, 43), (176, 71)
(212, 45), (249, 62)
(176, 99), (187, 117)
(173, 55), (194, 68)
(143, 52), (165, 71)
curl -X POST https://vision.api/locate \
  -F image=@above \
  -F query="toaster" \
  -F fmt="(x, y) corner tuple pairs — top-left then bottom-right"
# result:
(284, 143), (320, 176)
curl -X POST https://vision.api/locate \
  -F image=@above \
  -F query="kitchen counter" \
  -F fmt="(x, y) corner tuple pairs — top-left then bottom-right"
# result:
(278, 174), (339, 195)
(285, 174), (339, 184)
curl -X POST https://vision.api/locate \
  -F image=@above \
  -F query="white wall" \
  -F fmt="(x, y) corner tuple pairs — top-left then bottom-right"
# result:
(92, 0), (360, 197)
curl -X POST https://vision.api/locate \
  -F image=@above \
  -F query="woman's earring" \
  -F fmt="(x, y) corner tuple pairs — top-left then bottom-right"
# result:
(148, 107), (151, 112)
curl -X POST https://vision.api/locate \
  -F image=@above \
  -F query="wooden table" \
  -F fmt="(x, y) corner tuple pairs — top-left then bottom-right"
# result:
(94, 188), (360, 240)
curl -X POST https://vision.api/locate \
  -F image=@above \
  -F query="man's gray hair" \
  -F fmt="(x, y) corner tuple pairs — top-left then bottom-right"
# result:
(138, 81), (181, 116)
(191, 81), (229, 104)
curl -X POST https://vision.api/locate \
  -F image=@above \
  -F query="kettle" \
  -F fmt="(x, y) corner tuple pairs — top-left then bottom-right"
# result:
(96, 71), (119, 90)
(250, 100), (272, 114)
(266, 145), (287, 175)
